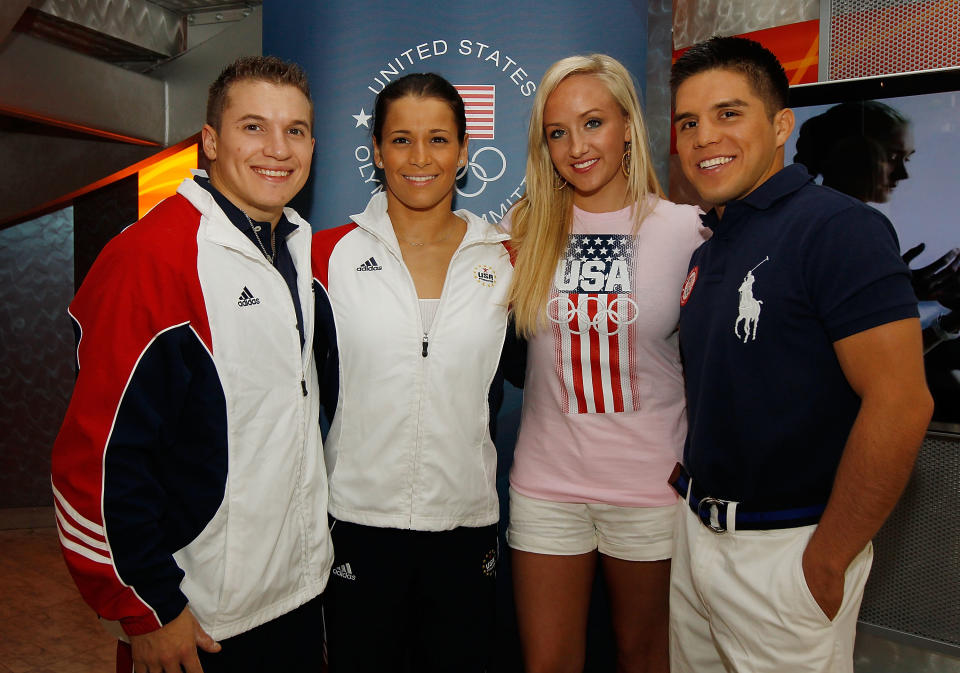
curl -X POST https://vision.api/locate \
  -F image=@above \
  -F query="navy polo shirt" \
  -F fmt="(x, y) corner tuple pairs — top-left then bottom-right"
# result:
(196, 176), (305, 349)
(678, 164), (917, 510)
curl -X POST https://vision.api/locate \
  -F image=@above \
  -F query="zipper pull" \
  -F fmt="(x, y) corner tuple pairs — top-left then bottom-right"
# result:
(422, 334), (429, 358)
(301, 379), (308, 397)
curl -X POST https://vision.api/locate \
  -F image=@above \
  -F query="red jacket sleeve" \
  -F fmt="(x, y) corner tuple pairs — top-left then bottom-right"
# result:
(51, 195), (213, 636)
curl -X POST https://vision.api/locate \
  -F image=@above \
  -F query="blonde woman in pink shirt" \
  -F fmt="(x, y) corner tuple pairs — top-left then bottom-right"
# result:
(503, 54), (707, 673)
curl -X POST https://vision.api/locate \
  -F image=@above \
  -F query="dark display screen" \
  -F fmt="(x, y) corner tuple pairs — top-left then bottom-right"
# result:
(789, 69), (960, 431)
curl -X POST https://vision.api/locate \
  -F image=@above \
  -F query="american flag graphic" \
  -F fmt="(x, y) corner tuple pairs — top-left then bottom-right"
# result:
(455, 85), (495, 140)
(548, 234), (640, 414)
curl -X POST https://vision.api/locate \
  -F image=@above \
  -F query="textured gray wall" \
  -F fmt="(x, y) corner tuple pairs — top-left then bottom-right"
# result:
(0, 207), (74, 508)
(646, 0), (674, 190)
(673, 0), (819, 49)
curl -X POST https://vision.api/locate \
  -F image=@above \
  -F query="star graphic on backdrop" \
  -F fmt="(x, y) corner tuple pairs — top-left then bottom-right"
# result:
(353, 108), (372, 128)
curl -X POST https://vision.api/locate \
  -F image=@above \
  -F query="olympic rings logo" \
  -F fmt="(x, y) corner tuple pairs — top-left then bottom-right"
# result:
(456, 146), (507, 198)
(547, 295), (639, 335)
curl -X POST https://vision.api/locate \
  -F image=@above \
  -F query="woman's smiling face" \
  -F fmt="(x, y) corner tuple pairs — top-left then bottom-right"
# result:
(543, 74), (632, 212)
(373, 96), (468, 217)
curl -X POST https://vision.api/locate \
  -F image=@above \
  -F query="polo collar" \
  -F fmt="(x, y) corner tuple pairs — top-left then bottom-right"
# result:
(737, 163), (813, 211)
(702, 163), (813, 233)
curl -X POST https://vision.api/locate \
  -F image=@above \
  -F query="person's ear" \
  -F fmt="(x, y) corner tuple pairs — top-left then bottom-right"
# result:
(201, 124), (218, 162)
(458, 133), (469, 169)
(774, 108), (795, 148)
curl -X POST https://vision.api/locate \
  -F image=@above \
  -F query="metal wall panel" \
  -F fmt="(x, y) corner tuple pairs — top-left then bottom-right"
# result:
(826, 0), (960, 79)
(0, 207), (74, 508)
(0, 32), (166, 143)
(32, 0), (185, 58)
(859, 432), (960, 652)
(673, 0), (820, 49)
(646, 0), (674, 189)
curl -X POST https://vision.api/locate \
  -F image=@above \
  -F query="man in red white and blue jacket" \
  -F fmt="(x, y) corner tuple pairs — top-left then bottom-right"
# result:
(51, 56), (332, 673)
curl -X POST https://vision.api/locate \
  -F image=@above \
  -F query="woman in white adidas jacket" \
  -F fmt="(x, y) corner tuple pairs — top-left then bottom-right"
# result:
(311, 73), (515, 673)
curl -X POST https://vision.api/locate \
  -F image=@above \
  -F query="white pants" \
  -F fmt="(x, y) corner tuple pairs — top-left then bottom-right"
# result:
(669, 502), (873, 673)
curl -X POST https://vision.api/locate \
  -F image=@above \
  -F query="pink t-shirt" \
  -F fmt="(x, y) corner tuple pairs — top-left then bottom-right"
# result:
(508, 198), (708, 507)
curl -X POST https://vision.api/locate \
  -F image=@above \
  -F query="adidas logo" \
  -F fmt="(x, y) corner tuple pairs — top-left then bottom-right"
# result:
(356, 256), (383, 271)
(332, 562), (356, 581)
(237, 286), (261, 307)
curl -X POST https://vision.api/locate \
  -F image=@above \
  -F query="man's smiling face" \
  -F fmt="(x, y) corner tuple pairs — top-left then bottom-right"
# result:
(673, 68), (794, 216)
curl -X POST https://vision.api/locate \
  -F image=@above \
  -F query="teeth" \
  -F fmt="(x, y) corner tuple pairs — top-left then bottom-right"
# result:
(405, 175), (435, 182)
(254, 168), (292, 177)
(699, 156), (733, 169)
(573, 159), (598, 169)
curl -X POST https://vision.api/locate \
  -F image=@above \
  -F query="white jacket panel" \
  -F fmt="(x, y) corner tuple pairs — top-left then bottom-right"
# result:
(316, 193), (512, 530)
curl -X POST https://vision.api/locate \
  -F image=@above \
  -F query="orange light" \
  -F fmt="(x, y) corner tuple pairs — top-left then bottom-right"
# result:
(137, 144), (199, 219)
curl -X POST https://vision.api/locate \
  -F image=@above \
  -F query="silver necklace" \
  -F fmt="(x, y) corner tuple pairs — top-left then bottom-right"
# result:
(243, 211), (276, 264)
(394, 219), (459, 247)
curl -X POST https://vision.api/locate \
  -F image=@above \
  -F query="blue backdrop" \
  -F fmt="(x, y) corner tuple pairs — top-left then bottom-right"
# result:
(264, 5), (650, 669)
(264, 1), (648, 230)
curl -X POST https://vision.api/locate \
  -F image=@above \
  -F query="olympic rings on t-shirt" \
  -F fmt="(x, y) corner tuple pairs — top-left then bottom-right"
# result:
(547, 295), (639, 336)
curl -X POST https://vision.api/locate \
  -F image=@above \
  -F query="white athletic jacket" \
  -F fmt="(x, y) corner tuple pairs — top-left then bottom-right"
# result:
(312, 193), (514, 530)
(52, 178), (333, 641)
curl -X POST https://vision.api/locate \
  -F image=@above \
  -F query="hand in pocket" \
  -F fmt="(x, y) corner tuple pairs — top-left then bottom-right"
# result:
(801, 547), (845, 621)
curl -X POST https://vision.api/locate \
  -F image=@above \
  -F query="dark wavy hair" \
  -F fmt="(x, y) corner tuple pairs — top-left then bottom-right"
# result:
(372, 73), (467, 143)
(670, 36), (789, 118)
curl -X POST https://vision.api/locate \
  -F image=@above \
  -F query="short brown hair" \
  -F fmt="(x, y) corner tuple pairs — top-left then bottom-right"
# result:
(206, 55), (313, 131)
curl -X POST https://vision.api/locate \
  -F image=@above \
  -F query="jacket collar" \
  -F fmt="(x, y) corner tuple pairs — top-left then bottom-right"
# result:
(177, 172), (310, 255)
(350, 192), (509, 253)
(193, 174), (298, 240)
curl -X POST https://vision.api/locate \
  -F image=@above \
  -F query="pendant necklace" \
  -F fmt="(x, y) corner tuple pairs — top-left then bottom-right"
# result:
(243, 211), (276, 264)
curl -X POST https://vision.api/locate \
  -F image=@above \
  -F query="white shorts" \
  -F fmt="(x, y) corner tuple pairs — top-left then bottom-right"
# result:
(506, 487), (676, 561)
(670, 502), (873, 673)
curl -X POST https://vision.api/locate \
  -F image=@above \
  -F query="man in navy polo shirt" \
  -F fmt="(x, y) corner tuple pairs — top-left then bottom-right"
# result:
(668, 37), (933, 673)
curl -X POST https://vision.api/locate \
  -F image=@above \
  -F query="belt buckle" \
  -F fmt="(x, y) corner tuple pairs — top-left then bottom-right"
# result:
(696, 496), (728, 534)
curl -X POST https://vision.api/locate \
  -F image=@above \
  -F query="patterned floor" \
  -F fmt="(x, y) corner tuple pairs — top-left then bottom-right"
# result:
(1, 517), (958, 673)
(0, 526), (114, 673)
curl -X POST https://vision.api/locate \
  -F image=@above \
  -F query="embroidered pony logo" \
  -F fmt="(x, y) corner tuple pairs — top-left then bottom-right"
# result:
(735, 257), (768, 343)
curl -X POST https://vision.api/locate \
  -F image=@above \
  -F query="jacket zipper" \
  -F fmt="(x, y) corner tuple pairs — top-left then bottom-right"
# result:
(357, 220), (507, 524)
(238, 234), (310, 399)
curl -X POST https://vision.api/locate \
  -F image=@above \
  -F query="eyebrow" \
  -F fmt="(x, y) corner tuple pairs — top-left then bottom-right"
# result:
(544, 108), (605, 126)
(238, 114), (310, 128)
(387, 128), (452, 134)
(672, 98), (750, 124)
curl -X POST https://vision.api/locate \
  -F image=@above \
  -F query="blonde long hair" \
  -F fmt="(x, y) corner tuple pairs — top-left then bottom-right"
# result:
(508, 54), (663, 337)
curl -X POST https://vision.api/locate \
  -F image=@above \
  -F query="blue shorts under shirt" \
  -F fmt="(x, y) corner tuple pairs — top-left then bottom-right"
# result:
(678, 164), (918, 510)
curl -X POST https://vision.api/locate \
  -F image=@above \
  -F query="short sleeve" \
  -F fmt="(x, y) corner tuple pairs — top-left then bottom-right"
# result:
(802, 204), (918, 342)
